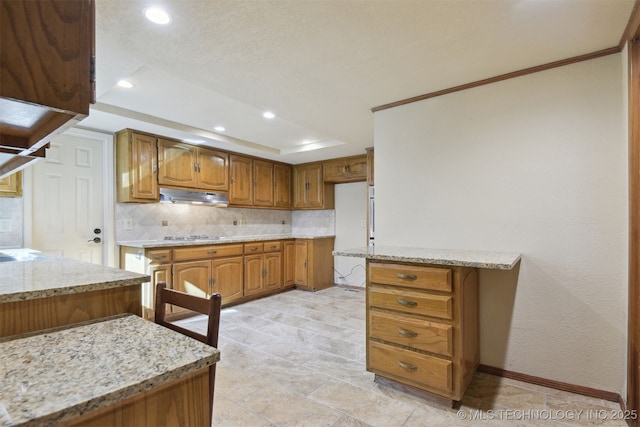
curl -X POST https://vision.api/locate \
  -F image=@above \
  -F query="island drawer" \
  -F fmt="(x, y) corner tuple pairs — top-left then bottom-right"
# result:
(244, 243), (264, 254)
(173, 244), (244, 261)
(369, 285), (452, 319)
(263, 241), (282, 252)
(369, 310), (452, 357)
(369, 263), (451, 292)
(147, 249), (172, 264)
(368, 340), (452, 392)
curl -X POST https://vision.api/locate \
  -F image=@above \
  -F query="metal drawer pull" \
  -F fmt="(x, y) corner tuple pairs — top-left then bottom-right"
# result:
(397, 361), (417, 371)
(397, 273), (417, 280)
(251, 247), (258, 251)
(397, 328), (418, 337)
(153, 255), (167, 260)
(396, 299), (417, 307)
(207, 250), (217, 255)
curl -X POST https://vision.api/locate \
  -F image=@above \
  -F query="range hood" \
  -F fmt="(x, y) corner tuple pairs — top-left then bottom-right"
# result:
(159, 188), (229, 207)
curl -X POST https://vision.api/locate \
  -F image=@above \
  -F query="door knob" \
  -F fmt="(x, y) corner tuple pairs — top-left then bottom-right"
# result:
(88, 237), (102, 243)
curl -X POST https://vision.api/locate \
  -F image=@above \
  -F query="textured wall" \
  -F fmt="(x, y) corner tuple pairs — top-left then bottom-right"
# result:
(374, 54), (627, 393)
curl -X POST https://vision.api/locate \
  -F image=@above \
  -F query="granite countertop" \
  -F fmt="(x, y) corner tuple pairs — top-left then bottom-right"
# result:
(118, 234), (335, 248)
(0, 314), (219, 426)
(0, 249), (149, 303)
(333, 246), (521, 270)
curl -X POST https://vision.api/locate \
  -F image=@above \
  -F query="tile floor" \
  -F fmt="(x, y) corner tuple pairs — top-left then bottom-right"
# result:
(179, 287), (627, 426)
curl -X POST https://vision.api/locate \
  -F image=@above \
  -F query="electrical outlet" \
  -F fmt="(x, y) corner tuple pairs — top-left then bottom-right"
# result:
(233, 220), (238, 226)
(123, 218), (133, 231)
(161, 220), (169, 227)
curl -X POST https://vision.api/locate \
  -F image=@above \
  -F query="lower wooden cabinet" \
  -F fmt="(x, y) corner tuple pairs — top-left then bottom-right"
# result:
(284, 240), (295, 286)
(294, 237), (335, 291)
(244, 241), (282, 297)
(212, 256), (244, 303)
(366, 262), (478, 403)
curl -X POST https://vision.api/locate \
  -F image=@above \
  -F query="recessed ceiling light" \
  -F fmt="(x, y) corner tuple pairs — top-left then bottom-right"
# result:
(263, 111), (275, 119)
(144, 7), (171, 25)
(116, 79), (134, 88)
(301, 139), (314, 145)
(214, 126), (226, 132)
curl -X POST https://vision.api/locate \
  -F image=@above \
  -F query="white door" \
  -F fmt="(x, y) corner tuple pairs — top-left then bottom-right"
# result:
(31, 129), (107, 264)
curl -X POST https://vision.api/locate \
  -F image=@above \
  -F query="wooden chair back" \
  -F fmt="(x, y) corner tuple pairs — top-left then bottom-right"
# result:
(154, 282), (221, 423)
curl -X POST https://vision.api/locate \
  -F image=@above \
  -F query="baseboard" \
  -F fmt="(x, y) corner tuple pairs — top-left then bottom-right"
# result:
(478, 364), (622, 403)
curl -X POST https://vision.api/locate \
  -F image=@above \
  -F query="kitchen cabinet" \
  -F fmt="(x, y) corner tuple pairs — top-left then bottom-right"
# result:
(172, 244), (244, 305)
(284, 240), (295, 286)
(115, 130), (159, 203)
(274, 163), (293, 209)
(366, 147), (374, 185)
(119, 247), (171, 319)
(253, 159), (274, 207)
(294, 237), (335, 291)
(244, 241), (283, 296)
(366, 262), (478, 403)
(157, 140), (228, 191)
(323, 155), (368, 183)
(0, 171), (22, 197)
(0, 0), (95, 178)
(293, 163), (335, 210)
(229, 154), (253, 205)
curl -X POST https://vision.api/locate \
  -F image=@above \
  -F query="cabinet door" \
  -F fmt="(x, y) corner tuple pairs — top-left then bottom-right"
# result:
(148, 264), (172, 318)
(157, 140), (197, 188)
(244, 254), (264, 296)
(264, 252), (282, 291)
(346, 156), (368, 180)
(322, 159), (347, 182)
(173, 260), (211, 298)
(212, 256), (244, 304)
(306, 164), (324, 208)
(274, 164), (292, 209)
(294, 240), (308, 286)
(366, 148), (374, 185)
(130, 133), (159, 200)
(0, 171), (22, 197)
(253, 159), (274, 207)
(293, 166), (307, 208)
(197, 147), (229, 191)
(284, 241), (295, 286)
(229, 155), (253, 205)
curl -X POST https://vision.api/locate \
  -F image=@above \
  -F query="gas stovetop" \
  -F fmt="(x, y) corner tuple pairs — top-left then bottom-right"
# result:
(163, 235), (222, 241)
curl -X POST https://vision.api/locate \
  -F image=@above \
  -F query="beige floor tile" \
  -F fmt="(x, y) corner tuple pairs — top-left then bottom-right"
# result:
(308, 378), (416, 426)
(331, 415), (372, 427)
(212, 395), (275, 427)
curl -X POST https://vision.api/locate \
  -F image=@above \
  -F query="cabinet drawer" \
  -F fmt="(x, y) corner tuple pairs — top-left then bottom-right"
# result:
(173, 244), (243, 261)
(368, 340), (452, 392)
(369, 310), (452, 357)
(244, 243), (264, 254)
(369, 286), (452, 319)
(369, 263), (451, 292)
(147, 249), (172, 264)
(263, 241), (282, 252)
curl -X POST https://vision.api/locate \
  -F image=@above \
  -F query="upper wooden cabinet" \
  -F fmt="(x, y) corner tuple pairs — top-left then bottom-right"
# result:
(0, 0), (95, 165)
(229, 154), (253, 205)
(116, 130), (159, 203)
(323, 155), (368, 183)
(157, 140), (228, 191)
(366, 147), (374, 185)
(0, 171), (22, 197)
(293, 163), (334, 210)
(274, 163), (292, 209)
(253, 159), (274, 207)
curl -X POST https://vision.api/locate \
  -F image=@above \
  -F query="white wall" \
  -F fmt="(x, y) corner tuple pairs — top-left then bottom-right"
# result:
(334, 182), (367, 287)
(374, 54), (627, 393)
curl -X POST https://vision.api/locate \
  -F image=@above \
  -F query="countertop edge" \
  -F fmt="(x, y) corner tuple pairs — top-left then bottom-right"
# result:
(118, 234), (335, 248)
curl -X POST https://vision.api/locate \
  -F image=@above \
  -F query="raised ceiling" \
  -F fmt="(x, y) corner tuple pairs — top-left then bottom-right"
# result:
(79, 0), (636, 164)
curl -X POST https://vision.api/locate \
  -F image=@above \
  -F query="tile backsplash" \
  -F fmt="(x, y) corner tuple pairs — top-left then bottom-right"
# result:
(0, 198), (23, 248)
(116, 203), (335, 241)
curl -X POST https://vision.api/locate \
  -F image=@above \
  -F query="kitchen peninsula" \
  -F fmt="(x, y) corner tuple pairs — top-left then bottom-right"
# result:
(0, 249), (149, 337)
(0, 314), (219, 426)
(333, 245), (520, 405)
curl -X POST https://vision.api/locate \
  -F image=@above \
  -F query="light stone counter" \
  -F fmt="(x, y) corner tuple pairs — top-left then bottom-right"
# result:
(0, 249), (149, 303)
(332, 246), (521, 270)
(0, 314), (219, 426)
(118, 234), (335, 249)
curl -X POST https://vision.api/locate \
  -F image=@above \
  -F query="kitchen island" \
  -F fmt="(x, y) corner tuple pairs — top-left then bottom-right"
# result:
(333, 245), (520, 406)
(0, 249), (149, 337)
(0, 314), (219, 426)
